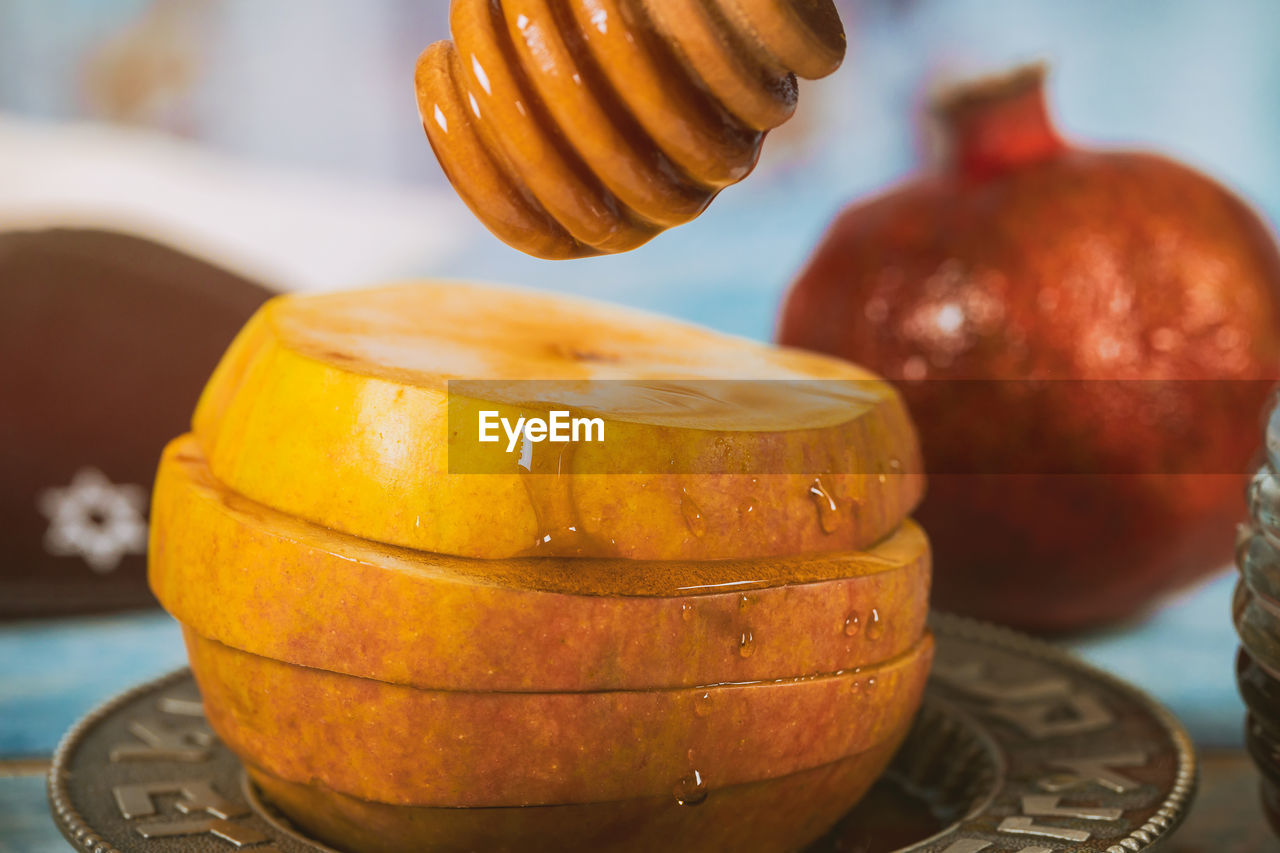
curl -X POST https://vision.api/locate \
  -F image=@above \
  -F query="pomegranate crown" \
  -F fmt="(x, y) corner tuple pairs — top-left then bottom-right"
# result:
(932, 63), (1065, 177)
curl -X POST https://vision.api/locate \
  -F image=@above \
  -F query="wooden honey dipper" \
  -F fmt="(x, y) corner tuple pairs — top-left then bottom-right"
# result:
(416, 0), (846, 259)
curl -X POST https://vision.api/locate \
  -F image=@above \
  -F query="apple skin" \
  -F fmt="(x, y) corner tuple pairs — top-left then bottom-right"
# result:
(778, 68), (1280, 632)
(246, 733), (908, 853)
(194, 283), (923, 562)
(185, 625), (933, 807)
(151, 436), (930, 691)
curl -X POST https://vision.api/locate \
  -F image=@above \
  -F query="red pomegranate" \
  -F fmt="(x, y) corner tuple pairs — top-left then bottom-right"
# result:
(778, 66), (1280, 633)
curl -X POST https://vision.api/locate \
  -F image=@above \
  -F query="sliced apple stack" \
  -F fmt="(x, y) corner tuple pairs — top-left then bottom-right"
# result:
(149, 282), (932, 852)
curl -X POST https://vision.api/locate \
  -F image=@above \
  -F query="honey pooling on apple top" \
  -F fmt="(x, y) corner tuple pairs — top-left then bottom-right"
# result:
(416, 0), (846, 259)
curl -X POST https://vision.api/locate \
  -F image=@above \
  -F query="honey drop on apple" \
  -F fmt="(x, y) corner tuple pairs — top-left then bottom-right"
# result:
(867, 607), (884, 640)
(694, 691), (714, 717)
(738, 629), (756, 658)
(808, 477), (840, 534)
(681, 489), (707, 538)
(844, 612), (861, 636)
(518, 442), (611, 557)
(681, 602), (695, 623)
(675, 770), (708, 807)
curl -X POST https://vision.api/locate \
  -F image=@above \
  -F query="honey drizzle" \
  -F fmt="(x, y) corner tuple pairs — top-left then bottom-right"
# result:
(517, 433), (613, 557)
(417, 0), (845, 258)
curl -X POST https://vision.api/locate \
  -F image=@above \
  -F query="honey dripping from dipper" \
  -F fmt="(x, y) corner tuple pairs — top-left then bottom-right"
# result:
(416, 0), (846, 258)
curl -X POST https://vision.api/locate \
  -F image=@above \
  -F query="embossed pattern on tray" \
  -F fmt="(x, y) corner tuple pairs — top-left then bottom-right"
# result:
(48, 614), (1196, 853)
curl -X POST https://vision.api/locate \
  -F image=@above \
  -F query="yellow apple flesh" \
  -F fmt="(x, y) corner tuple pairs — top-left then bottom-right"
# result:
(185, 626), (934, 807)
(193, 283), (923, 561)
(246, 732), (909, 853)
(152, 436), (930, 691)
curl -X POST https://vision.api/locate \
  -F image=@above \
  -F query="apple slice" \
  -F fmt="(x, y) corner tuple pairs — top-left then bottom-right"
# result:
(193, 282), (922, 561)
(246, 730), (909, 853)
(185, 626), (933, 807)
(152, 436), (930, 691)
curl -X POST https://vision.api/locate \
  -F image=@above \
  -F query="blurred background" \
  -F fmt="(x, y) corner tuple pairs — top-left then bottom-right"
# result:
(3, 0), (1280, 848)
(4, 0), (1280, 335)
